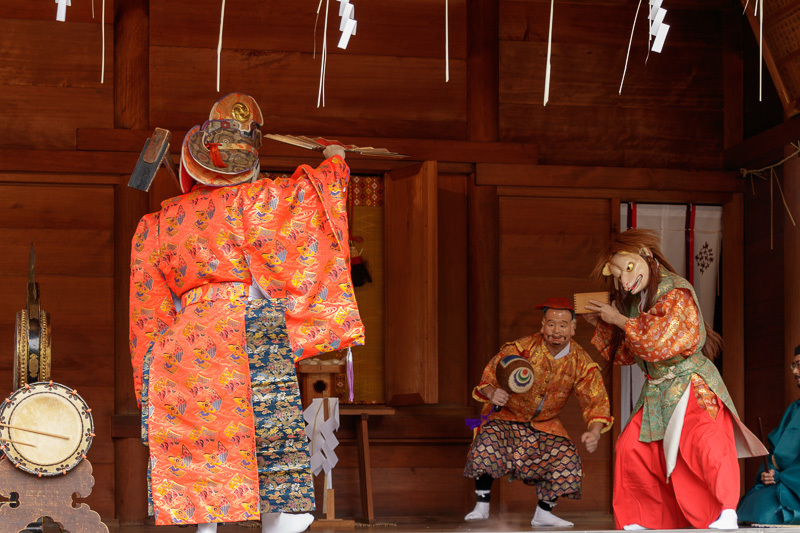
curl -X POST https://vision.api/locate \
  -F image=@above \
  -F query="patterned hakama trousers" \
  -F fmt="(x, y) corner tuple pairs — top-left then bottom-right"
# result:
(463, 420), (582, 501)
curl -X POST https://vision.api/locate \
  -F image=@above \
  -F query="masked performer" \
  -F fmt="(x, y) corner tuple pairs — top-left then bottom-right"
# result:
(585, 228), (765, 530)
(737, 344), (800, 525)
(129, 93), (364, 533)
(463, 297), (613, 527)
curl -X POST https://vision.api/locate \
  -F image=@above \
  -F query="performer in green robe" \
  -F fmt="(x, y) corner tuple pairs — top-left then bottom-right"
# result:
(737, 344), (800, 525)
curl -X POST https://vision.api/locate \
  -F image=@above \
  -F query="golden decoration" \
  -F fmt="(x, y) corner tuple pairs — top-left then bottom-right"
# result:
(231, 103), (251, 123)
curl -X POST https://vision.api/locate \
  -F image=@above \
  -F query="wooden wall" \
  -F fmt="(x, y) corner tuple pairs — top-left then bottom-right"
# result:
(0, 177), (117, 517)
(0, 0), (777, 524)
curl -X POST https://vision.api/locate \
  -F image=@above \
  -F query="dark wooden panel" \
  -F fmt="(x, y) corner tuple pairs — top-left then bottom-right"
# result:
(499, 197), (610, 235)
(438, 174), (469, 405)
(0, 87), (113, 150)
(502, 2), (724, 47)
(0, 229), (113, 276)
(0, 185), (113, 229)
(501, 234), (609, 278)
(151, 0), (467, 59)
(499, 41), (723, 109)
(499, 103), (723, 168)
(149, 47), (467, 140)
(482, 164), (741, 191)
(0, 19), (114, 87)
(0, 275), (113, 327)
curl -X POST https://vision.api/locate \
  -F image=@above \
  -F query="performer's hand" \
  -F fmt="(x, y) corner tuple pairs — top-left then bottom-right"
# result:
(581, 429), (601, 454)
(323, 144), (346, 160)
(489, 387), (510, 407)
(761, 468), (776, 485)
(584, 300), (627, 329)
(582, 313), (599, 326)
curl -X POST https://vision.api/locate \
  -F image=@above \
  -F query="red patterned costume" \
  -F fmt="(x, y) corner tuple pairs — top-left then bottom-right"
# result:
(589, 229), (765, 530)
(130, 154), (364, 526)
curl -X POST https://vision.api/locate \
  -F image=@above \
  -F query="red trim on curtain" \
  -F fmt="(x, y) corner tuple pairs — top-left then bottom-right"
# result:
(685, 204), (696, 284)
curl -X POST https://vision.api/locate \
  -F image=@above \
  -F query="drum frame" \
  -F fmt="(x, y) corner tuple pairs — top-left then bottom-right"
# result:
(0, 382), (94, 477)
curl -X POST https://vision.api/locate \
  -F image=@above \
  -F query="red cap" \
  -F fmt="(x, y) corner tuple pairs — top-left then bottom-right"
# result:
(535, 296), (574, 311)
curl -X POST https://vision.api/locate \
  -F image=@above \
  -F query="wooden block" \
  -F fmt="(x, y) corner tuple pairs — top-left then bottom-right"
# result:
(574, 291), (610, 314)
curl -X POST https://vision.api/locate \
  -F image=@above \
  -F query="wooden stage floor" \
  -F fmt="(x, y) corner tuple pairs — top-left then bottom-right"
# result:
(30, 514), (799, 533)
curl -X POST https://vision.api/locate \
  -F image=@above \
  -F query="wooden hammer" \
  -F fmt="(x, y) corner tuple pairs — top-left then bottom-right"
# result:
(128, 128), (180, 191)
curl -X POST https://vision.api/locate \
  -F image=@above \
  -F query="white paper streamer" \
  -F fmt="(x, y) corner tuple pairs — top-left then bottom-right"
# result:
(55, 0), (71, 22)
(758, 0), (763, 101)
(100, 0), (105, 83)
(216, 0), (226, 92)
(303, 398), (341, 476)
(317, 0), (330, 107)
(337, 0), (357, 49)
(543, 0), (554, 106)
(445, 0), (450, 82)
(619, 0), (643, 94)
(647, 0), (669, 53)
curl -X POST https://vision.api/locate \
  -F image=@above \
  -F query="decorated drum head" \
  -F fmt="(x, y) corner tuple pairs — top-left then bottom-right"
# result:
(0, 382), (94, 476)
(496, 354), (534, 394)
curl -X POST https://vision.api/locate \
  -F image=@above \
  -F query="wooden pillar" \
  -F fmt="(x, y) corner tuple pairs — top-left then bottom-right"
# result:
(722, 5), (743, 151)
(466, 0), (499, 142)
(466, 0), (500, 394)
(467, 179), (499, 392)
(785, 145), (800, 405)
(114, 0), (149, 130)
(722, 193), (745, 416)
(113, 0), (150, 524)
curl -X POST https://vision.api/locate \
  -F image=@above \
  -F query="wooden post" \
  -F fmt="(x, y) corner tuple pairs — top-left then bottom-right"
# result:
(467, 0), (499, 142)
(114, 0), (149, 131)
(466, 0), (502, 401)
(467, 179), (499, 394)
(113, 0), (150, 524)
(785, 145), (800, 405)
(722, 193), (745, 416)
(114, 179), (150, 525)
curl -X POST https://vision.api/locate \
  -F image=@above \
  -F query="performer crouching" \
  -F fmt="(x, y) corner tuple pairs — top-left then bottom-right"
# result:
(463, 297), (613, 527)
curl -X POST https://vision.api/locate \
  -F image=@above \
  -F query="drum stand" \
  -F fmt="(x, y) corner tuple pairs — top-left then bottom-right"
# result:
(0, 458), (108, 533)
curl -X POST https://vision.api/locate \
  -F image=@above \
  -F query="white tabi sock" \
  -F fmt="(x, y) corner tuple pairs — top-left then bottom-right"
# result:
(623, 525), (648, 531)
(532, 506), (574, 527)
(196, 523), (218, 533)
(261, 512), (315, 533)
(709, 509), (738, 530)
(465, 501), (490, 521)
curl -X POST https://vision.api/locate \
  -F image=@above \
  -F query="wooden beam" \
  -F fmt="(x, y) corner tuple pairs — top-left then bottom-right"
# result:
(479, 163), (743, 192)
(723, 113), (800, 170)
(497, 186), (734, 204)
(76, 128), (537, 165)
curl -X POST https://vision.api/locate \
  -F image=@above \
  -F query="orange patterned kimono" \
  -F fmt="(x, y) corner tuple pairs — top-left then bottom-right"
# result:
(129, 155), (364, 525)
(472, 333), (612, 437)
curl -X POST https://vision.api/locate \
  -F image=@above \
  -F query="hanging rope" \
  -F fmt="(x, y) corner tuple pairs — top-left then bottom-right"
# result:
(740, 141), (800, 249)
